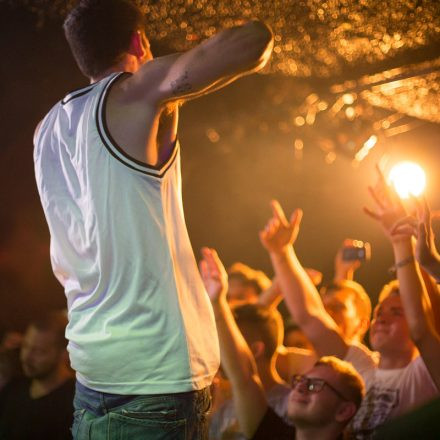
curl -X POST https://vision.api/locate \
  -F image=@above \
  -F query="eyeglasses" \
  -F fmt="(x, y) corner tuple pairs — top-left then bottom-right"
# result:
(291, 375), (348, 401)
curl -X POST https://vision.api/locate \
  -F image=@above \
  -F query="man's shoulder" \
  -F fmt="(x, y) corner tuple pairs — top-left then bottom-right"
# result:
(251, 407), (295, 440)
(1, 377), (30, 396)
(345, 343), (378, 367)
(0, 377), (31, 412)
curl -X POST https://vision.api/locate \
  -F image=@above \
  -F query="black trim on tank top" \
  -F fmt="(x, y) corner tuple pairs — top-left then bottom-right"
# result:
(61, 79), (105, 105)
(96, 72), (179, 178)
(62, 87), (94, 105)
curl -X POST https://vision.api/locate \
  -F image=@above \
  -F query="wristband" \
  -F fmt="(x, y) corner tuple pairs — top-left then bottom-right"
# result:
(388, 256), (415, 275)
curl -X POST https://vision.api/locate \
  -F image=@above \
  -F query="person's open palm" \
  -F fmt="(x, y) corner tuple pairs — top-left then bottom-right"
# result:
(199, 247), (228, 302)
(259, 200), (303, 254)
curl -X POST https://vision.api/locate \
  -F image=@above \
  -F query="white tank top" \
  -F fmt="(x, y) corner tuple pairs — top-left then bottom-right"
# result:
(34, 72), (219, 394)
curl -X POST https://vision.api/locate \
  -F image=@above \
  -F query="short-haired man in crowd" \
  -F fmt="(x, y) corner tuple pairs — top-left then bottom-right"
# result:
(33, 0), (273, 438)
(210, 303), (290, 439)
(200, 247), (365, 440)
(320, 279), (371, 346)
(227, 263), (272, 306)
(0, 311), (74, 439)
(259, 180), (440, 438)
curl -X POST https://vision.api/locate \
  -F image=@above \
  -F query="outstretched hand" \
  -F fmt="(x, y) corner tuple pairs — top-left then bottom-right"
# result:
(199, 247), (228, 302)
(259, 200), (303, 254)
(334, 239), (362, 281)
(391, 197), (440, 271)
(364, 165), (408, 243)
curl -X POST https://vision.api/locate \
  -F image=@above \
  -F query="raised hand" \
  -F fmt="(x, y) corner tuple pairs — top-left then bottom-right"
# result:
(364, 165), (407, 242)
(259, 199), (303, 254)
(391, 197), (440, 272)
(334, 239), (362, 282)
(199, 247), (228, 302)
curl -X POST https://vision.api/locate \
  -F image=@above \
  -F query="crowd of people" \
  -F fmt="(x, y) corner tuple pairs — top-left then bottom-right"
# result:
(2, 172), (440, 439)
(1, 0), (440, 439)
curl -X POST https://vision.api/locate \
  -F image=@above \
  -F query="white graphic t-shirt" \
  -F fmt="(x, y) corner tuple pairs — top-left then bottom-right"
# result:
(345, 343), (438, 439)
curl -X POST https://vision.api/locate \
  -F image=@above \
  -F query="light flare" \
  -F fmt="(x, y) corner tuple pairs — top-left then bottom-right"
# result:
(388, 161), (426, 199)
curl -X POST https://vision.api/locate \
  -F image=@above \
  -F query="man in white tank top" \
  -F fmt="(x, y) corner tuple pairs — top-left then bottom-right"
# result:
(33, 1), (273, 438)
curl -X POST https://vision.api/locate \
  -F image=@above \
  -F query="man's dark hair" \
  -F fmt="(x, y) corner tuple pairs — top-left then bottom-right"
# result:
(232, 303), (283, 360)
(63, 0), (145, 78)
(28, 310), (68, 350)
(228, 262), (271, 295)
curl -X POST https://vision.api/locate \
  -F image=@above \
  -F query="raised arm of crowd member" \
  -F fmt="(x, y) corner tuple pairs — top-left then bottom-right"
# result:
(365, 168), (440, 389)
(333, 239), (362, 282)
(200, 248), (362, 440)
(418, 268), (440, 335)
(392, 197), (440, 282)
(259, 268), (323, 310)
(259, 200), (350, 359)
(391, 198), (440, 335)
(199, 248), (268, 438)
(258, 276), (284, 309)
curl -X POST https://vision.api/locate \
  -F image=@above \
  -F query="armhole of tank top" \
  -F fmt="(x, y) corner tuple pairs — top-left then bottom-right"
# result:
(96, 72), (179, 179)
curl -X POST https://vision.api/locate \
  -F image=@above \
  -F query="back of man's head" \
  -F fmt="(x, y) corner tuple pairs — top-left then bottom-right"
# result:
(232, 303), (283, 361)
(227, 263), (271, 305)
(228, 263), (271, 293)
(64, 0), (144, 78)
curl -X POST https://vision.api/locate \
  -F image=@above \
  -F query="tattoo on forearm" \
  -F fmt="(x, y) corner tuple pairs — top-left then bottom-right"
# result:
(170, 71), (192, 95)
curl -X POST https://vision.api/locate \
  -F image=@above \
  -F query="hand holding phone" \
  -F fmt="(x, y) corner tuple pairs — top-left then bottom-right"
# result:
(342, 240), (371, 262)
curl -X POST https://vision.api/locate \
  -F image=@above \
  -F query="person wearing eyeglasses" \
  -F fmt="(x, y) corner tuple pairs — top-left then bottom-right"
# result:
(259, 189), (440, 439)
(200, 247), (365, 440)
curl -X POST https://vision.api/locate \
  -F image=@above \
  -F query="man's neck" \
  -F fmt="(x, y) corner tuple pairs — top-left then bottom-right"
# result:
(378, 348), (417, 370)
(29, 368), (70, 399)
(90, 55), (140, 84)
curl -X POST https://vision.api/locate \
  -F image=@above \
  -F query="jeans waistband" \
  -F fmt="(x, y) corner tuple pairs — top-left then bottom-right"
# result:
(74, 380), (210, 417)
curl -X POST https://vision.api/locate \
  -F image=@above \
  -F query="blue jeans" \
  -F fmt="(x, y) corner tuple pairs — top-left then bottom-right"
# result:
(72, 381), (211, 440)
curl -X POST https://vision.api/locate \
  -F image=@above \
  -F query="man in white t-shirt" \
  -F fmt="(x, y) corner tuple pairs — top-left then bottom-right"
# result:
(33, 1), (273, 439)
(259, 189), (440, 438)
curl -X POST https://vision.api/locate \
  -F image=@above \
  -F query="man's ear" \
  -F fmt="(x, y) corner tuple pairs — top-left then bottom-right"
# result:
(249, 341), (266, 360)
(128, 31), (146, 59)
(335, 401), (357, 423)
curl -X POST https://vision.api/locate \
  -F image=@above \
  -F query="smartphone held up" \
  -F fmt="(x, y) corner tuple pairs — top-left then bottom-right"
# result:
(342, 241), (371, 262)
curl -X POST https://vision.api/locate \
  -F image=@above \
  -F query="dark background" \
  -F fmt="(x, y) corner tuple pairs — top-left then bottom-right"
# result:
(1, 2), (440, 331)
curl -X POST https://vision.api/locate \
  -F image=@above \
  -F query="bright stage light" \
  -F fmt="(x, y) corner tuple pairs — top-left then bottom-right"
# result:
(388, 161), (426, 199)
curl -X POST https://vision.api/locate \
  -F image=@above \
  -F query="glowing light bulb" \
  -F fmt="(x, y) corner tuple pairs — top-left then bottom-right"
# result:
(388, 161), (426, 199)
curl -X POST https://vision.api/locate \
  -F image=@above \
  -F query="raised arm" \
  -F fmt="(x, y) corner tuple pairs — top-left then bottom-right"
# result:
(258, 276), (283, 309)
(390, 198), (440, 334)
(392, 198), (440, 282)
(365, 168), (440, 388)
(259, 200), (349, 359)
(200, 247), (267, 438)
(126, 21), (273, 105)
(333, 239), (362, 282)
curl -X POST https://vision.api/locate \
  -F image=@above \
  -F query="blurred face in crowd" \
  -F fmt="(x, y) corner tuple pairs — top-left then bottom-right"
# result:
(227, 278), (259, 306)
(322, 289), (361, 342)
(284, 327), (314, 351)
(20, 326), (65, 380)
(287, 364), (353, 427)
(369, 293), (414, 355)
